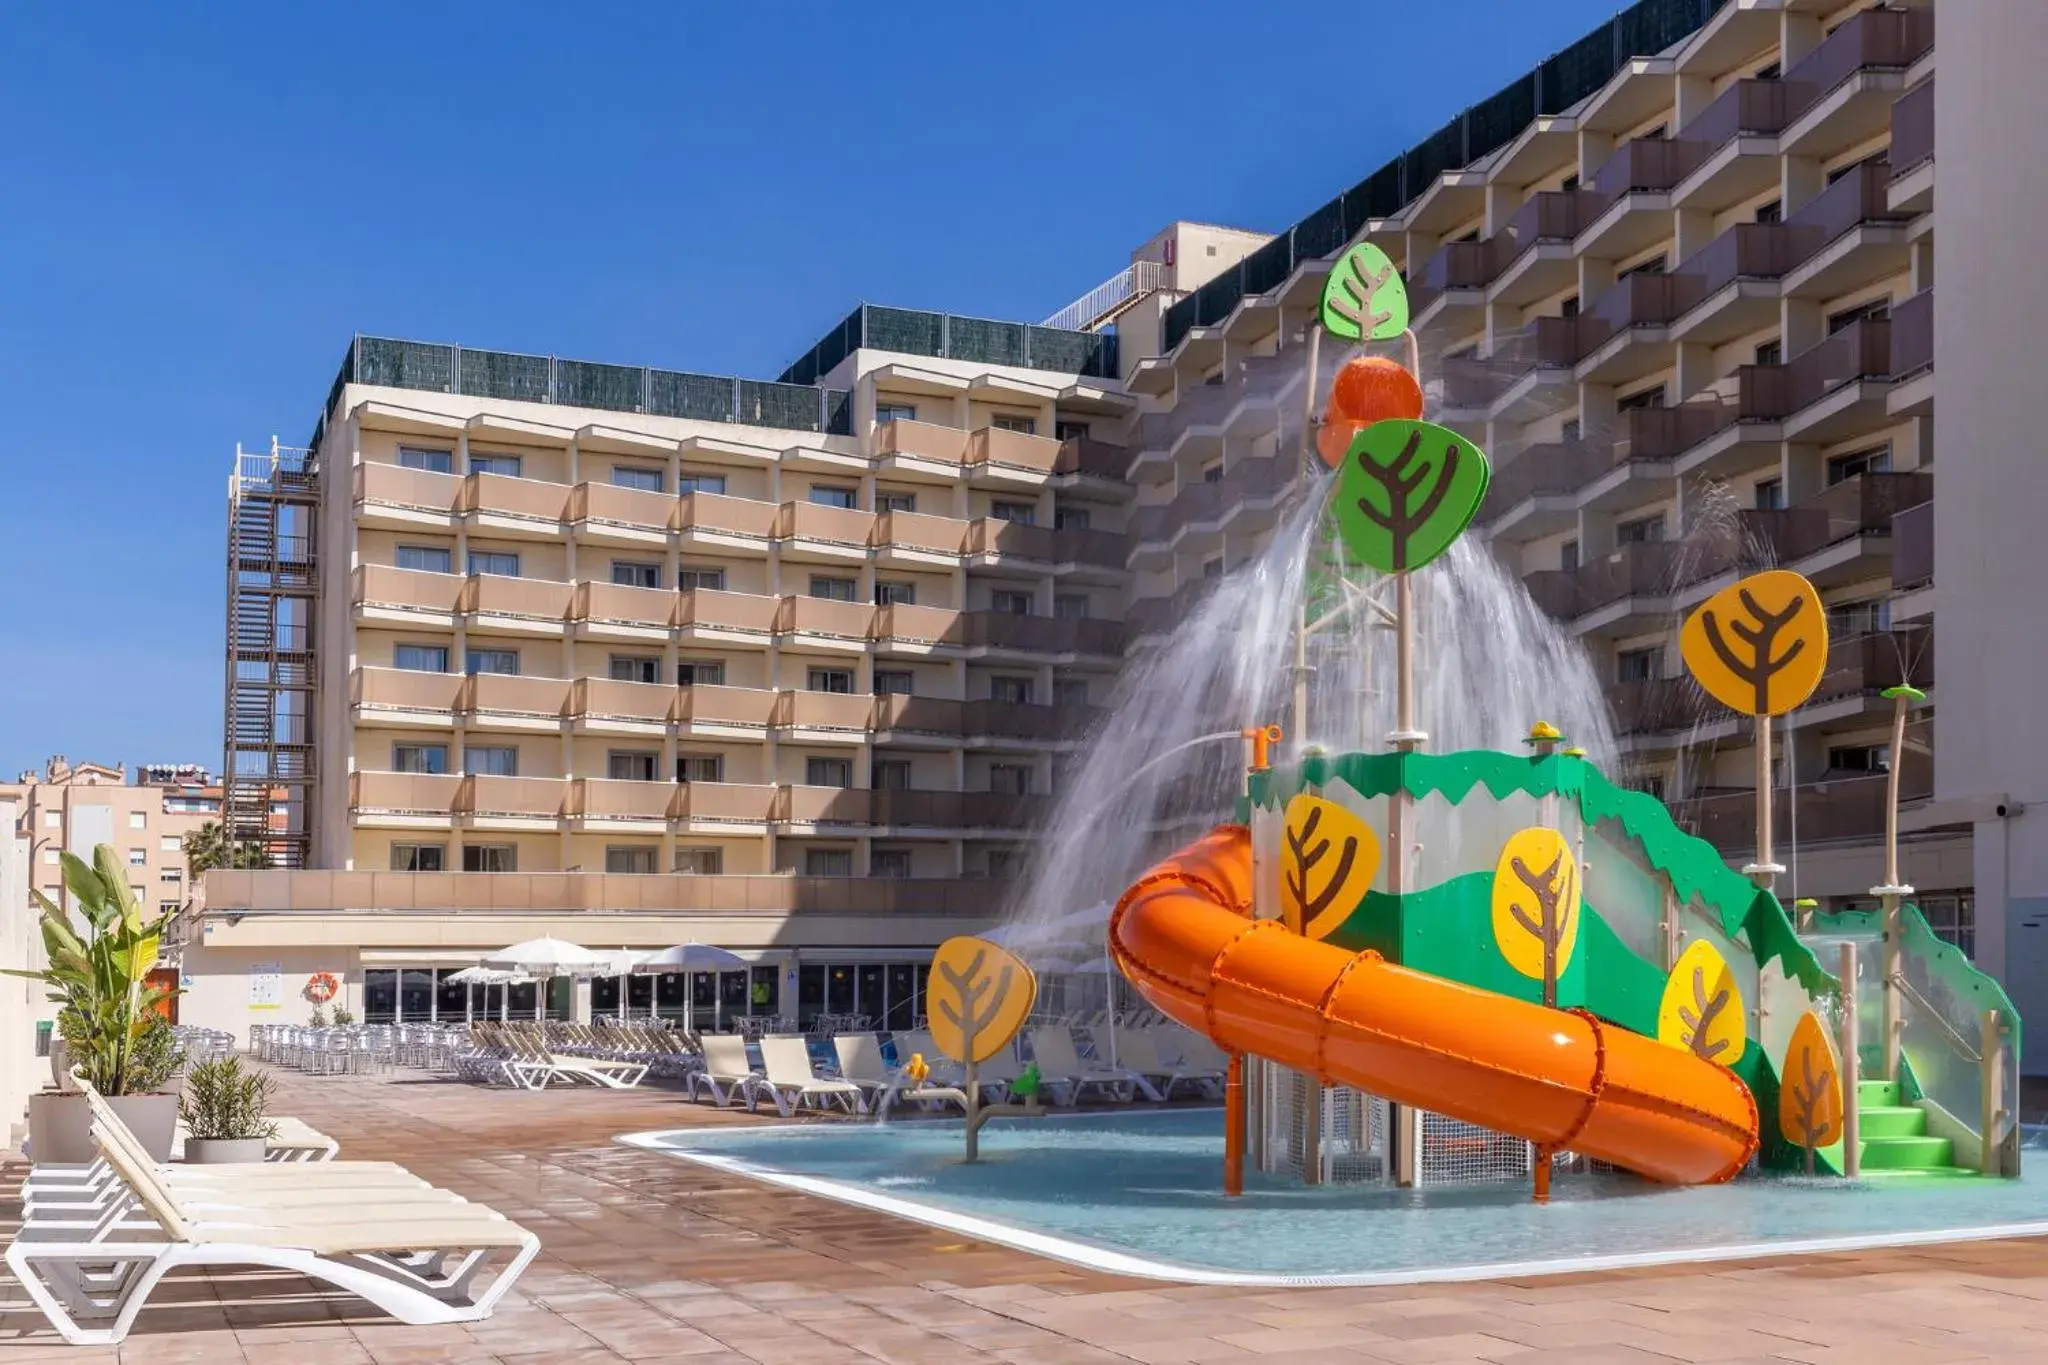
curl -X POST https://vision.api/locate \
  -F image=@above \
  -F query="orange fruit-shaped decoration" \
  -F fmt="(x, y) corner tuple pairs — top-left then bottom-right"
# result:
(1329, 356), (1423, 425)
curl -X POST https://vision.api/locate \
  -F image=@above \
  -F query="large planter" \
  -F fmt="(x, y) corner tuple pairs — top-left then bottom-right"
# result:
(26, 1090), (180, 1165)
(184, 1137), (268, 1164)
(48, 1039), (72, 1091)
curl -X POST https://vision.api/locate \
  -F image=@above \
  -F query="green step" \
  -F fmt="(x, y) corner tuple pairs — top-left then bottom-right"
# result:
(1860, 1134), (1955, 1169)
(1858, 1105), (1928, 1138)
(1857, 1080), (1904, 1107)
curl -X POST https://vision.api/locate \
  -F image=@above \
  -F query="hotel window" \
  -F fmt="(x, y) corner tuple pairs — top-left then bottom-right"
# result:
(676, 566), (726, 591)
(129, 812), (148, 829)
(991, 413), (1037, 435)
(677, 470), (727, 495)
(469, 452), (522, 477)
(605, 846), (658, 874)
(806, 757), (853, 788)
(677, 754), (723, 783)
(1054, 506), (1091, 531)
(675, 848), (723, 874)
(1202, 557), (1224, 579)
(610, 655), (660, 684)
(390, 843), (446, 872)
(1560, 295), (1580, 319)
(1618, 254), (1667, 280)
(877, 490), (917, 514)
(1202, 462), (1224, 484)
(1827, 445), (1891, 484)
(41, 848), (58, 864)
(463, 844), (518, 872)
(398, 447), (453, 474)
(874, 580), (916, 606)
(159, 867), (182, 883)
(1055, 594), (1090, 620)
(677, 659), (725, 687)
(396, 544), (452, 574)
(608, 751), (658, 782)
(1055, 420), (1090, 441)
(464, 746), (519, 777)
(991, 589), (1034, 615)
(159, 835), (182, 853)
(611, 560), (662, 589)
(1754, 340), (1783, 366)
(1754, 198), (1782, 225)
(611, 464), (665, 492)
(805, 849), (854, 877)
(990, 763), (1032, 795)
(1828, 298), (1890, 333)
(874, 670), (914, 696)
(1828, 599), (1890, 638)
(393, 743), (448, 774)
(1616, 647), (1663, 683)
(987, 850), (1021, 879)
(1616, 514), (1666, 544)
(991, 500), (1037, 525)
(872, 760), (912, 790)
(1561, 540), (1580, 572)
(1754, 478), (1785, 510)
(875, 403), (918, 425)
(809, 485), (857, 509)
(870, 849), (913, 878)
(810, 575), (857, 602)
(43, 811), (60, 828)
(1828, 744), (1891, 774)
(1055, 678), (1089, 707)
(1616, 384), (1665, 412)
(991, 676), (1035, 705)
(466, 549), (520, 577)
(127, 848), (146, 867)
(465, 648), (520, 675)
(808, 668), (854, 693)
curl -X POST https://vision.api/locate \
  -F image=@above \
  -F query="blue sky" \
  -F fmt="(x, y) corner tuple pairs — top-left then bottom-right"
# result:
(0, 0), (1621, 777)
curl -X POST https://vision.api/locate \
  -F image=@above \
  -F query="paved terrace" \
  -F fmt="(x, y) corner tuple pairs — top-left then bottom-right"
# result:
(6, 1070), (2048, 1363)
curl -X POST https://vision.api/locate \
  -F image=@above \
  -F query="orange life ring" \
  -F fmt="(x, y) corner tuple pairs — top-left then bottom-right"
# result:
(305, 972), (340, 1003)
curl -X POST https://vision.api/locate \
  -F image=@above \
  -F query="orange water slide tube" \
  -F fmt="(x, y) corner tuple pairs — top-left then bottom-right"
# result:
(1110, 825), (1759, 1185)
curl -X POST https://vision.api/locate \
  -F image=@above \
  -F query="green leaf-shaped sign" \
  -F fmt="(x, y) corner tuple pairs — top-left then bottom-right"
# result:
(1336, 419), (1491, 573)
(1320, 243), (1409, 341)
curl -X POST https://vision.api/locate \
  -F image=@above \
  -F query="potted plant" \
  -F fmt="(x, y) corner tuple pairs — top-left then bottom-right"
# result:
(10, 846), (185, 1163)
(179, 1056), (276, 1163)
(331, 1003), (356, 1026)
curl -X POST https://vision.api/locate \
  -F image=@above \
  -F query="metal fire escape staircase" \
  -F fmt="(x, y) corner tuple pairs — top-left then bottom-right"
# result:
(225, 439), (319, 868)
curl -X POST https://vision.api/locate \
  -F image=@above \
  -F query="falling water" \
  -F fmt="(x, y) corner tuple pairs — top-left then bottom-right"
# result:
(999, 340), (1618, 954)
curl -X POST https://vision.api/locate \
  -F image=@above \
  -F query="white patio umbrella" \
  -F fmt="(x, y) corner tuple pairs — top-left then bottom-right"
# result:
(484, 936), (610, 1021)
(634, 942), (748, 1033)
(1060, 954), (1122, 1067)
(443, 965), (530, 1021)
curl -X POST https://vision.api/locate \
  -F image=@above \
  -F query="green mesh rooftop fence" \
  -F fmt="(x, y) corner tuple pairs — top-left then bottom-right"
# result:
(778, 304), (1120, 386)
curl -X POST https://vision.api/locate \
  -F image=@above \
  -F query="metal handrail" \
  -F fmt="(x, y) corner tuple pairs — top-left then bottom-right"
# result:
(1041, 260), (1172, 333)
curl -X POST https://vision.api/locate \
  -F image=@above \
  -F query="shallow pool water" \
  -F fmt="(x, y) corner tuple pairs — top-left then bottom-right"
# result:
(625, 1109), (2048, 1285)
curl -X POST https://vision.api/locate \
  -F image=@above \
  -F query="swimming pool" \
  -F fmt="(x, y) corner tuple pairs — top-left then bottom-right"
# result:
(622, 1109), (2048, 1286)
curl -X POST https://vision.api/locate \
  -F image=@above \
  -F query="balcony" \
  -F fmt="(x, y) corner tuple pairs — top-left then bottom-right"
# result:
(574, 581), (676, 637)
(1613, 402), (1734, 465)
(354, 565), (464, 621)
(1892, 501), (1932, 592)
(875, 420), (971, 474)
(870, 695), (967, 738)
(676, 684), (777, 729)
(1782, 161), (1912, 299)
(1670, 79), (1793, 210)
(676, 492), (778, 548)
(460, 775), (571, 822)
(967, 426), (1063, 480)
(1580, 144), (1697, 258)
(775, 595), (875, 647)
(1480, 441), (1609, 536)
(873, 510), (968, 560)
(775, 785), (872, 826)
(1666, 225), (1797, 343)
(1780, 6), (1935, 156)
(1052, 527), (1127, 571)
(1736, 318), (1892, 441)
(1129, 577), (1220, 643)
(1889, 289), (1933, 417)
(1889, 80), (1934, 214)
(775, 689), (874, 735)
(675, 781), (778, 826)
(464, 574), (573, 631)
(1803, 471), (1932, 551)
(969, 698), (1103, 743)
(1570, 275), (1684, 382)
(1812, 629), (1934, 705)
(354, 463), (460, 526)
(1678, 761), (1931, 854)
(961, 611), (1121, 657)
(570, 677), (675, 730)
(677, 588), (779, 641)
(571, 777), (677, 826)
(967, 517), (1057, 562)
(351, 666), (462, 722)
(872, 603), (964, 651)
(464, 471), (568, 532)
(1607, 677), (1707, 738)
(463, 673), (571, 726)
(775, 501), (873, 560)
(349, 771), (461, 820)
(569, 481), (671, 544)
(869, 790), (1050, 830)
(1053, 436), (1130, 485)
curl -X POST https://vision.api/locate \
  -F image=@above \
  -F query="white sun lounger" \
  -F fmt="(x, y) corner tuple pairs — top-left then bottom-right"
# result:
(1119, 1028), (1224, 1099)
(835, 1033), (967, 1118)
(754, 1037), (865, 1116)
(686, 1034), (770, 1109)
(1028, 1027), (1159, 1104)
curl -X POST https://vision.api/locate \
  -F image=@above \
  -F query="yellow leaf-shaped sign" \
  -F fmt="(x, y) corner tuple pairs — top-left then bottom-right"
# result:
(1658, 938), (1748, 1066)
(1490, 828), (1580, 1005)
(1778, 1010), (1843, 1152)
(927, 936), (1037, 1064)
(1282, 794), (1381, 940)
(1680, 569), (1829, 717)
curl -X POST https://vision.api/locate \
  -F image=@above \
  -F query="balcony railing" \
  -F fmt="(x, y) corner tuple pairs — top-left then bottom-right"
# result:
(1053, 527), (1127, 567)
(678, 589), (779, 635)
(1566, 274), (1686, 361)
(776, 501), (873, 548)
(873, 510), (968, 556)
(969, 698), (1103, 741)
(575, 581), (676, 632)
(871, 695), (967, 735)
(869, 789), (1050, 829)
(463, 471), (567, 524)
(1813, 628), (1934, 703)
(1482, 441), (1610, 517)
(1668, 224), (1798, 314)
(1040, 259), (1171, 333)
(968, 517), (1056, 560)
(675, 781), (778, 823)
(1784, 160), (1909, 260)
(874, 419), (973, 466)
(1673, 77), (1794, 153)
(1891, 289), (1932, 379)
(1803, 471), (1932, 545)
(1891, 79), (1934, 173)
(677, 491), (778, 540)
(571, 677), (675, 726)
(1782, 6), (1936, 127)
(460, 775), (571, 820)
(1678, 760), (1933, 852)
(1128, 576), (1220, 640)
(571, 777), (678, 822)
(569, 481), (670, 535)
(1607, 677), (1707, 735)
(1612, 402), (1734, 462)
(355, 463), (460, 515)
(871, 603), (962, 647)
(775, 785), (872, 825)
(960, 612), (1122, 655)
(967, 426), (1064, 475)
(677, 684), (778, 727)
(1892, 500), (1933, 590)
(464, 673), (571, 720)
(1737, 318), (1892, 420)
(354, 565), (465, 615)
(775, 689), (873, 732)
(780, 303), (1119, 385)
(1053, 436), (1128, 481)
(465, 573), (574, 623)
(1590, 139), (1700, 199)
(776, 595), (876, 641)
(352, 666), (463, 715)
(349, 771), (462, 816)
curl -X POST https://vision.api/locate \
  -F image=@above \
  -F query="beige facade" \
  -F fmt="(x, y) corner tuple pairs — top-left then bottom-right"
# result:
(2, 758), (222, 922)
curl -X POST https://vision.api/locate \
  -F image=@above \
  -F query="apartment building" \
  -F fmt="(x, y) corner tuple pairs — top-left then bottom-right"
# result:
(1112, 0), (1970, 936)
(191, 303), (1151, 1037)
(1, 757), (223, 923)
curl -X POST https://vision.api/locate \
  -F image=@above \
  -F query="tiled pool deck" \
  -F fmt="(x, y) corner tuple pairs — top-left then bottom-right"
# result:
(8, 1070), (2048, 1362)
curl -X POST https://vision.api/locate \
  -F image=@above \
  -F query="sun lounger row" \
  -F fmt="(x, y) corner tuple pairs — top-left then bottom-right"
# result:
(12, 1077), (536, 1346)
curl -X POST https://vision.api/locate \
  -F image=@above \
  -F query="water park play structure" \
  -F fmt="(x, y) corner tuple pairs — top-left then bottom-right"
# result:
(1058, 243), (2019, 1202)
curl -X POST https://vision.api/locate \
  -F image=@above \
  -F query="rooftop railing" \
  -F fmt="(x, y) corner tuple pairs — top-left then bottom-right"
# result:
(1041, 260), (1171, 333)
(1891, 79), (1934, 174)
(779, 304), (1119, 386)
